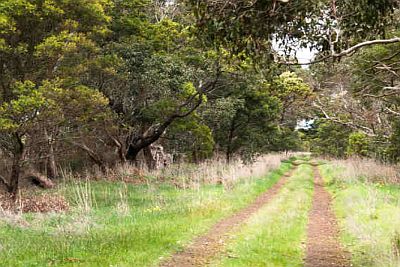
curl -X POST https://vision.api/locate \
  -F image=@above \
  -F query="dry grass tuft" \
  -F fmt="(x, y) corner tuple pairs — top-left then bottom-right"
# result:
(330, 157), (400, 184)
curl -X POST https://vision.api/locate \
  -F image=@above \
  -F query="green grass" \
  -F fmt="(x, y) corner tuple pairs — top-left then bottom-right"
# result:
(210, 164), (314, 267)
(0, 162), (291, 267)
(319, 163), (400, 267)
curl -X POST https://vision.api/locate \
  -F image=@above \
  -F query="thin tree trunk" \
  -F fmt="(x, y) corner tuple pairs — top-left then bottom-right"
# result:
(46, 147), (57, 179)
(226, 119), (236, 164)
(143, 146), (156, 170)
(9, 134), (25, 197)
(45, 130), (58, 179)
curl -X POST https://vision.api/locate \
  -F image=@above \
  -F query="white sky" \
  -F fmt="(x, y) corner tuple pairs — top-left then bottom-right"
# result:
(272, 39), (316, 67)
(296, 47), (315, 66)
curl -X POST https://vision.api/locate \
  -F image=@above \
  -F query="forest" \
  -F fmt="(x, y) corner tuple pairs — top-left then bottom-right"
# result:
(1, 0), (400, 266)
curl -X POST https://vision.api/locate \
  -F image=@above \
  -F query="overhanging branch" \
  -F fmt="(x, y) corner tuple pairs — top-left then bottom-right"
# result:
(279, 37), (400, 66)
(332, 37), (400, 57)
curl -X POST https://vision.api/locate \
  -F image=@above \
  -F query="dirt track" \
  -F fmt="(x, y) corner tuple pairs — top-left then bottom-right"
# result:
(304, 166), (350, 267)
(160, 167), (296, 267)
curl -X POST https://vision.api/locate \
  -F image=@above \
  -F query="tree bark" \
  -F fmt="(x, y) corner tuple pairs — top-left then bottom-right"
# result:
(143, 146), (156, 170)
(45, 130), (58, 179)
(9, 134), (25, 197)
(0, 174), (11, 192)
(226, 118), (237, 163)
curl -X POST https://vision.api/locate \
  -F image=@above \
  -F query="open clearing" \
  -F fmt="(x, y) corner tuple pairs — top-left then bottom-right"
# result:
(1, 157), (400, 266)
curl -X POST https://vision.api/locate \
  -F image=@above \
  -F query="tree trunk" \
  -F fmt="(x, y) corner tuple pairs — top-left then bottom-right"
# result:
(126, 145), (140, 162)
(45, 131), (58, 179)
(117, 145), (127, 164)
(72, 142), (107, 173)
(0, 174), (11, 192)
(226, 119), (236, 164)
(143, 146), (156, 170)
(125, 90), (208, 166)
(9, 134), (25, 197)
(226, 149), (231, 164)
(46, 149), (57, 179)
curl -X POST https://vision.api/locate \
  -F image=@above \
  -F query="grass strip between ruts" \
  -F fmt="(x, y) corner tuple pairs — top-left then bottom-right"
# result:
(210, 164), (314, 267)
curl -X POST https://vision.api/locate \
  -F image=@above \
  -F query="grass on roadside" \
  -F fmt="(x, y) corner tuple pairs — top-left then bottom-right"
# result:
(319, 162), (400, 267)
(0, 161), (292, 267)
(210, 164), (314, 267)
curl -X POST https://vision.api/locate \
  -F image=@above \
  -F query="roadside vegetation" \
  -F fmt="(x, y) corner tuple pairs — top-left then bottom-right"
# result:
(319, 158), (400, 267)
(2, 1), (400, 267)
(211, 164), (314, 267)
(0, 155), (291, 266)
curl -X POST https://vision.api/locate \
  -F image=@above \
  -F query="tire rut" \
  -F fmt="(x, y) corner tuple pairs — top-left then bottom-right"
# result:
(160, 167), (297, 267)
(304, 166), (350, 267)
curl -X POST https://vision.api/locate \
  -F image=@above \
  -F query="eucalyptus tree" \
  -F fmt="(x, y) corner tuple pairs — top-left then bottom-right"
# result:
(186, 0), (399, 61)
(0, 0), (116, 194)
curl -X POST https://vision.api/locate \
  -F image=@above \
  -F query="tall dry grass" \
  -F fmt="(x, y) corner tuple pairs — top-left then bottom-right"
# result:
(330, 157), (400, 184)
(320, 158), (400, 266)
(146, 153), (289, 189)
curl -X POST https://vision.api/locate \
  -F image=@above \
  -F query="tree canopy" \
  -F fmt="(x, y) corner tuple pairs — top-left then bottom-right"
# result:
(1, 0), (400, 194)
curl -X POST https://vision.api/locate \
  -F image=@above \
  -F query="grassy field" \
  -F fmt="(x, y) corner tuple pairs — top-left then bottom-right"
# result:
(319, 161), (400, 267)
(0, 160), (291, 266)
(210, 164), (314, 267)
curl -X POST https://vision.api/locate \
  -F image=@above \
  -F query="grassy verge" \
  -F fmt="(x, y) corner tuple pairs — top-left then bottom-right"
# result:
(0, 161), (291, 267)
(210, 164), (314, 267)
(319, 163), (400, 267)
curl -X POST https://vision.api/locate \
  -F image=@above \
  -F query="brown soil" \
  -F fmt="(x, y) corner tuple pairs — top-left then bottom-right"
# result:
(305, 167), (351, 267)
(160, 167), (296, 267)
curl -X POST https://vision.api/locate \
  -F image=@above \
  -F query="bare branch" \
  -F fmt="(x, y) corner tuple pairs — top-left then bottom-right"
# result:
(333, 37), (400, 57)
(384, 107), (400, 116)
(279, 37), (400, 66)
(313, 101), (387, 138)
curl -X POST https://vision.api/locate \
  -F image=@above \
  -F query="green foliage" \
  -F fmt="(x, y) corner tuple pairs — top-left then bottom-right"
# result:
(386, 120), (400, 162)
(0, 81), (48, 132)
(311, 121), (352, 157)
(166, 113), (215, 161)
(273, 71), (312, 99)
(187, 0), (398, 57)
(346, 132), (369, 157)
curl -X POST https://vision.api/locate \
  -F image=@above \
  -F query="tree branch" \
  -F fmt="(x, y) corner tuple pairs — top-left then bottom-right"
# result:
(278, 37), (400, 66)
(313, 101), (387, 138)
(333, 37), (400, 57)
